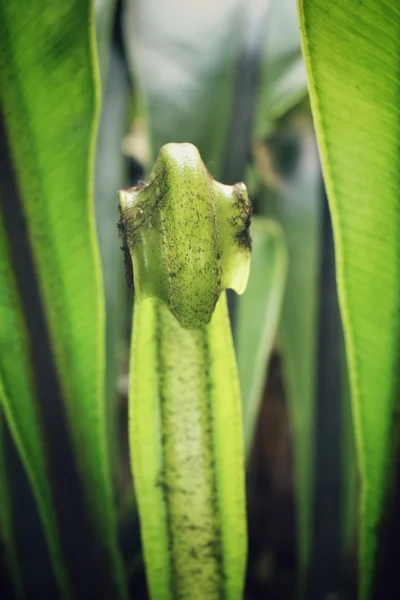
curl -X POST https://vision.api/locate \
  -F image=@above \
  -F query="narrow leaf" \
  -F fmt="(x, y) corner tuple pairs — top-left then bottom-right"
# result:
(235, 217), (287, 456)
(254, 0), (307, 138)
(260, 115), (322, 586)
(123, 0), (306, 179)
(298, 1), (400, 596)
(95, 45), (131, 464)
(0, 1), (126, 597)
(95, 0), (117, 85)
(0, 411), (22, 600)
(0, 407), (59, 599)
(122, 0), (247, 173)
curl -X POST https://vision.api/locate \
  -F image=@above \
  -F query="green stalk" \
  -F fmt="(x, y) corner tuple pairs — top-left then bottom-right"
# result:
(119, 143), (251, 599)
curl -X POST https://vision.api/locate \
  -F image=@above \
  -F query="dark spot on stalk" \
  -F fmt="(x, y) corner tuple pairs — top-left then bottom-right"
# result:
(231, 186), (253, 251)
(117, 203), (133, 288)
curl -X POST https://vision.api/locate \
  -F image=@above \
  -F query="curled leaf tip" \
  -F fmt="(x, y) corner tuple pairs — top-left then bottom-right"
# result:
(118, 142), (252, 328)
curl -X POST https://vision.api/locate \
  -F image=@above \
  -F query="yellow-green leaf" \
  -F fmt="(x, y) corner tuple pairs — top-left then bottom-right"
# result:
(235, 217), (287, 456)
(0, 1), (126, 597)
(298, 1), (400, 596)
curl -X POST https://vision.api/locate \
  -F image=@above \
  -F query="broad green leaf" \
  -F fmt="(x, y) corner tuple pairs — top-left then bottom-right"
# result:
(235, 217), (287, 456)
(0, 1), (126, 597)
(298, 1), (400, 596)
(259, 114), (322, 585)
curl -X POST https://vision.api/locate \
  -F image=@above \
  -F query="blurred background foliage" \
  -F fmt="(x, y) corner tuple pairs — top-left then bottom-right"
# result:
(0, 0), (360, 598)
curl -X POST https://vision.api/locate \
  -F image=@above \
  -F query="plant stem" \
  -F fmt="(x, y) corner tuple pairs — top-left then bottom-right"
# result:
(119, 143), (251, 599)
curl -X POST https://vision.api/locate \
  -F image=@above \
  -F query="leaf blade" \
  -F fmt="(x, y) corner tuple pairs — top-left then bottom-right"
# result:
(298, 1), (400, 596)
(0, 410), (23, 600)
(122, 0), (247, 174)
(0, 1), (126, 596)
(259, 115), (321, 587)
(235, 217), (287, 456)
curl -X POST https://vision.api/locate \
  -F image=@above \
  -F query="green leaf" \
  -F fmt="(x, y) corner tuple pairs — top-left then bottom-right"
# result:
(119, 143), (250, 599)
(95, 0), (117, 85)
(0, 408), (59, 599)
(0, 410), (22, 600)
(235, 217), (287, 456)
(254, 0), (307, 138)
(259, 114), (322, 586)
(298, 1), (400, 596)
(122, 0), (247, 174)
(123, 0), (307, 177)
(0, 1), (126, 597)
(0, 204), (67, 595)
(341, 358), (358, 572)
(95, 46), (130, 470)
